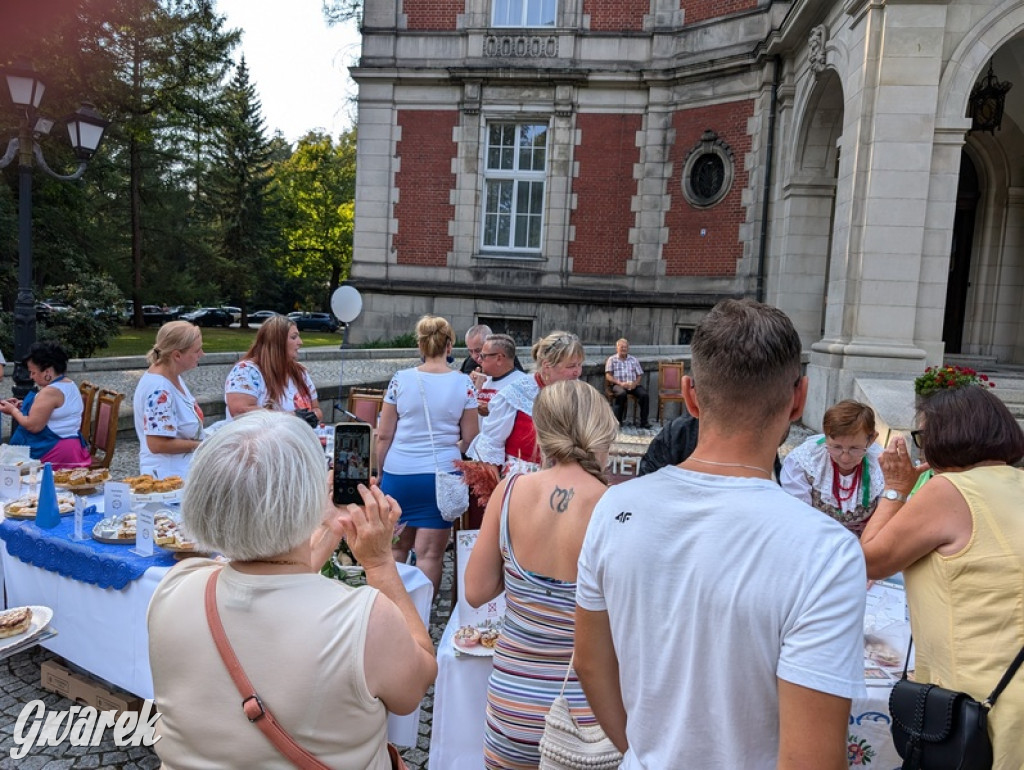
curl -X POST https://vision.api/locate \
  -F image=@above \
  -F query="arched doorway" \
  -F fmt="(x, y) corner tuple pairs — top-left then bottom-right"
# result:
(770, 70), (844, 347)
(942, 153), (979, 354)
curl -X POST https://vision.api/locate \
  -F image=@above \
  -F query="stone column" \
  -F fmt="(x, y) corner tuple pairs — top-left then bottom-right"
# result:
(805, 2), (958, 428)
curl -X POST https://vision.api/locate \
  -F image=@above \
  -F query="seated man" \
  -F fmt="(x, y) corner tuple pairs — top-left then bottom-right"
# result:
(605, 338), (650, 428)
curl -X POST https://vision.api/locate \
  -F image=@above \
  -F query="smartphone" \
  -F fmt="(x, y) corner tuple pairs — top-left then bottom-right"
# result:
(333, 422), (373, 506)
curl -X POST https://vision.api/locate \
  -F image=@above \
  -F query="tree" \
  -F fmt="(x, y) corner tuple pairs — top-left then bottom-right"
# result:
(92, 0), (239, 326)
(274, 129), (356, 309)
(202, 58), (280, 326)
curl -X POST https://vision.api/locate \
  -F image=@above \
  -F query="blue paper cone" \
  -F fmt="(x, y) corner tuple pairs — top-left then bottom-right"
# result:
(35, 462), (61, 530)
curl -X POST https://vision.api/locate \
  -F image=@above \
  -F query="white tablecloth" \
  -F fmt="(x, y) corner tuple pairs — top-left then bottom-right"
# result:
(429, 588), (910, 767)
(0, 536), (432, 747)
(428, 605), (494, 769)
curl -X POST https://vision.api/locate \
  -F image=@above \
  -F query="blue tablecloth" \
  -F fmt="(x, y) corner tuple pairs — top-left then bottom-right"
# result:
(0, 512), (177, 590)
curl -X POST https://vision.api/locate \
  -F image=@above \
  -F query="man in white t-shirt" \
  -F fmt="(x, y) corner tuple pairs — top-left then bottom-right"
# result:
(575, 299), (866, 769)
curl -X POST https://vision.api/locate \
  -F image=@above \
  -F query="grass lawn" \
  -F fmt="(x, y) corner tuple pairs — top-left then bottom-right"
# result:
(98, 326), (343, 357)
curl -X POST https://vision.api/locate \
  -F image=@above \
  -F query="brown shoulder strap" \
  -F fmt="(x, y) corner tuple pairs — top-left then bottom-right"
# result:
(204, 569), (331, 770)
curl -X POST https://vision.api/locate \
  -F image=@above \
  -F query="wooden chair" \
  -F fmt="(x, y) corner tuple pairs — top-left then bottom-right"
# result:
(78, 381), (98, 445)
(346, 388), (385, 427)
(657, 361), (687, 423)
(605, 379), (642, 424)
(88, 388), (125, 469)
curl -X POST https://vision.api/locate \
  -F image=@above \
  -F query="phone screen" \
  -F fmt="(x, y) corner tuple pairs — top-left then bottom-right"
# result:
(333, 423), (373, 506)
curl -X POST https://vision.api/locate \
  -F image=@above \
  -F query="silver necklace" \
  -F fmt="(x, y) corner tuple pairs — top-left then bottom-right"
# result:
(687, 456), (772, 478)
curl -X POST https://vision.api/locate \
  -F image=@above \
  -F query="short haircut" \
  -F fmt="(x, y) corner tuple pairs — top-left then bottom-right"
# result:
(823, 400), (876, 438)
(417, 315), (455, 359)
(147, 321), (202, 367)
(484, 333), (516, 360)
(616, 338), (629, 346)
(24, 341), (70, 374)
(916, 385), (1024, 470)
(689, 299), (802, 430)
(465, 324), (492, 345)
(532, 331), (584, 369)
(534, 380), (618, 484)
(183, 411), (327, 561)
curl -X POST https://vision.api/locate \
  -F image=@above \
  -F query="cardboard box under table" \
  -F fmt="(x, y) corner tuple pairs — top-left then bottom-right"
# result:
(0, 501), (434, 747)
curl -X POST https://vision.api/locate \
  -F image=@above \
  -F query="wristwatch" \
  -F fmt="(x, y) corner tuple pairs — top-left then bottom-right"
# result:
(882, 489), (908, 503)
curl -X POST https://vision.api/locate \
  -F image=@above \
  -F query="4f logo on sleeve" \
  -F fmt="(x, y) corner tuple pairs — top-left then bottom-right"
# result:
(614, 511), (632, 523)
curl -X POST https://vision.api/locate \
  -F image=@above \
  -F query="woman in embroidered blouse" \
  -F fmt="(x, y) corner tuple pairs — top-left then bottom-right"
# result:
(0, 341), (91, 467)
(224, 314), (322, 422)
(377, 315), (478, 596)
(780, 399), (884, 535)
(133, 321), (205, 480)
(466, 331), (585, 476)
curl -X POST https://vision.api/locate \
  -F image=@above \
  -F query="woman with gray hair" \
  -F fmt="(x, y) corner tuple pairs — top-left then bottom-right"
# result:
(467, 330), (584, 476)
(133, 320), (205, 480)
(147, 411), (437, 769)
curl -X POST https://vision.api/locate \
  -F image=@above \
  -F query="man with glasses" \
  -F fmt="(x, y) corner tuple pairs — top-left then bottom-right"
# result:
(459, 324), (492, 375)
(780, 399), (885, 536)
(472, 334), (528, 418)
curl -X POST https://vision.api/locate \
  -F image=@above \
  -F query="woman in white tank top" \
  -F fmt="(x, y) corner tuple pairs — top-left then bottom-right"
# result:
(0, 341), (91, 467)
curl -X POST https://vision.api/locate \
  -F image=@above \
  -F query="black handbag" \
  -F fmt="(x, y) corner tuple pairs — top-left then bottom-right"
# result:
(889, 638), (1024, 770)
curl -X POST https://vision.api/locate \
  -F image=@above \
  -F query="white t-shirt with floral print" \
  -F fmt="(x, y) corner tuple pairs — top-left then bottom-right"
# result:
(224, 360), (317, 420)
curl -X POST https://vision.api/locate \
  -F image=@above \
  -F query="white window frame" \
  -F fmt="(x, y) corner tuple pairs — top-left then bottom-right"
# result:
(481, 122), (548, 256)
(491, 0), (557, 28)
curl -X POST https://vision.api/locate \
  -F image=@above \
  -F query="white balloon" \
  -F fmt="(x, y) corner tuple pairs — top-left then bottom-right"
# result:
(331, 286), (362, 323)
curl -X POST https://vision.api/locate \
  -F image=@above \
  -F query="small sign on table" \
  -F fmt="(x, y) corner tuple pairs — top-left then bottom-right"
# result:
(0, 464), (21, 501)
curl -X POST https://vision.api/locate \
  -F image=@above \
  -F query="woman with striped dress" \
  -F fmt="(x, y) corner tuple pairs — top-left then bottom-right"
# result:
(465, 380), (618, 768)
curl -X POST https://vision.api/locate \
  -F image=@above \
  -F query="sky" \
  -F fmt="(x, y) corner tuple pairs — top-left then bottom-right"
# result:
(216, 0), (362, 143)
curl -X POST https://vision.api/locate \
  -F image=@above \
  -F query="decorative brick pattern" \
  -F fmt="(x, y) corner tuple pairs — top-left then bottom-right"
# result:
(684, 0), (759, 25)
(569, 113), (642, 275)
(663, 100), (754, 277)
(584, 0), (647, 31)
(393, 110), (458, 267)
(403, 0), (461, 30)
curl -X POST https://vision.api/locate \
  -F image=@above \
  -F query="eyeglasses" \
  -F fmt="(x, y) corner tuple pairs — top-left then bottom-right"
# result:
(468, 347), (483, 355)
(910, 430), (925, 449)
(480, 351), (503, 359)
(825, 443), (869, 459)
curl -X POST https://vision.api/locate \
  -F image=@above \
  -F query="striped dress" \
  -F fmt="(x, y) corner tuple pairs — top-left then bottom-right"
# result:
(483, 475), (600, 769)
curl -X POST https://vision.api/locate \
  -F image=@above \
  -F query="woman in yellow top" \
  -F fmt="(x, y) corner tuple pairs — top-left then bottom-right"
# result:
(860, 384), (1024, 769)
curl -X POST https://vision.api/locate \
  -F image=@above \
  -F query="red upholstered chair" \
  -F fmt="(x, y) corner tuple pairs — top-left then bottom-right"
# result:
(346, 388), (385, 427)
(657, 361), (686, 423)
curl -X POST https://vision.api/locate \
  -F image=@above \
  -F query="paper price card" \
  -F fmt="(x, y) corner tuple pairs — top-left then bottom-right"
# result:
(132, 504), (157, 557)
(72, 496), (87, 541)
(455, 529), (506, 628)
(0, 465), (20, 501)
(105, 481), (131, 519)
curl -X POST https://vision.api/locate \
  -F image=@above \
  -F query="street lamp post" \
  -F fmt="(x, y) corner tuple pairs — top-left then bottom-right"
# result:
(0, 61), (109, 398)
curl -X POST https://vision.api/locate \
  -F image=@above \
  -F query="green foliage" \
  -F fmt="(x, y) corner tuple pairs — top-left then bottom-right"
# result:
(356, 332), (418, 349)
(37, 275), (126, 358)
(274, 129), (357, 309)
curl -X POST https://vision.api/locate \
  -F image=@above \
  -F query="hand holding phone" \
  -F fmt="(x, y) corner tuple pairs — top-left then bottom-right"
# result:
(333, 422), (373, 505)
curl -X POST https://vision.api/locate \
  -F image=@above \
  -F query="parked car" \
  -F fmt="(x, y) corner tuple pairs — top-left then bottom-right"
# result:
(248, 310), (280, 324)
(35, 301), (71, 322)
(221, 306), (241, 323)
(291, 312), (340, 332)
(181, 307), (233, 328)
(141, 305), (174, 325)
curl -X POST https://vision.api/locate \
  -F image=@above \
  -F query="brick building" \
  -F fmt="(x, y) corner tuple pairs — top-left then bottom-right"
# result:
(349, 0), (1024, 426)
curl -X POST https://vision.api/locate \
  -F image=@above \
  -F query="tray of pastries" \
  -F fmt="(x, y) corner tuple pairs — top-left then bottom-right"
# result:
(92, 511), (195, 548)
(54, 468), (110, 496)
(4, 493), (76, 519)
(122, 474), (184, 503)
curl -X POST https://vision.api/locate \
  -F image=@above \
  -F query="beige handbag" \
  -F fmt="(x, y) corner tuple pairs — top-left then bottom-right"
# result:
(538, 653), (623, 770)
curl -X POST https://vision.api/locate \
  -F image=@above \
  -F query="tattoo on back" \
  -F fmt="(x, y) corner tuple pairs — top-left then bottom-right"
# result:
(550, 485), (574, 513)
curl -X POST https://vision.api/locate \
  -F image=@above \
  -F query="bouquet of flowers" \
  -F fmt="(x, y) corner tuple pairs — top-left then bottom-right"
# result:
(914, 365), (994, 398)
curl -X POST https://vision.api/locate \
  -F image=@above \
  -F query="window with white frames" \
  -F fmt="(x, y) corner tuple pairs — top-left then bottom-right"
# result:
(492, 0), (556, 27)
(482, 123), (548, 253)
